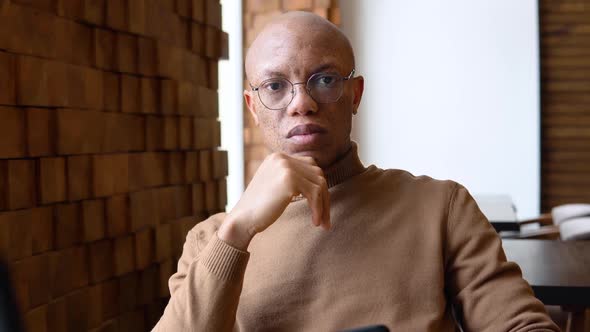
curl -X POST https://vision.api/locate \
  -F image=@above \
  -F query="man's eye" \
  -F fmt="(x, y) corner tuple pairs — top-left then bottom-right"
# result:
(315, 75), (337, 87)
(263, 81), (286, 92)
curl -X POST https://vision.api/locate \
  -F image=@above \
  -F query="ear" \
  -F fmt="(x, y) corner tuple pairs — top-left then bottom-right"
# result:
(351, 76), (364, 114)
(244, 90), (260, 126)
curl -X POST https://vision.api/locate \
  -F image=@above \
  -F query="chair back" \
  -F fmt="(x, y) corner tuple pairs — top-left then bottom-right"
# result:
(551, 204), (590, 241)
(559, 217), (590, 241)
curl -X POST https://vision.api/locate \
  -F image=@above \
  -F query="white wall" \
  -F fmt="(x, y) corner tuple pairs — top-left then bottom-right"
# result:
(219, 0), (244, 211)
(340, 0), (540, 218)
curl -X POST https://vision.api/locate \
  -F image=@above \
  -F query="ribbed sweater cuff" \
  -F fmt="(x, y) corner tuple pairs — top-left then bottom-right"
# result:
(200, 233), (250, 282)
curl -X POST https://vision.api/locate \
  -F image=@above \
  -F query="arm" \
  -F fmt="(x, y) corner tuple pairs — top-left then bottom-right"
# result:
(153, 152), (330, 331)
(444, 184), (559, 332)
(152, 220), (249, 332)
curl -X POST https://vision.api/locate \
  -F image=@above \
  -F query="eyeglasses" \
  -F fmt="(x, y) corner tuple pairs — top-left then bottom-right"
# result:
(249, 69), (355, 110)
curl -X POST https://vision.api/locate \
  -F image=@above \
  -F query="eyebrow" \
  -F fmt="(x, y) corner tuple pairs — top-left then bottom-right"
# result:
(310, 63), (338, 74)
(260, 70), (287, 78)
(259, 63), (341, 81)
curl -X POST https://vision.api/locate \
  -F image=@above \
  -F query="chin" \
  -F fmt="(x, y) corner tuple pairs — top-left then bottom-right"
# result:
(291, 150), (320, 157)
(291, 150), (333, 168)
(277, 140), (337, 167)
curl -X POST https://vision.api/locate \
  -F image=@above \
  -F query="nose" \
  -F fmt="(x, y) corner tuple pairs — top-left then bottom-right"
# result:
(286, 83), (318, 116)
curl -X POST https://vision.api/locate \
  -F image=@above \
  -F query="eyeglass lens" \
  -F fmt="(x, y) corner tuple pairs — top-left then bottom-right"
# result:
(257, 72), (345, 110)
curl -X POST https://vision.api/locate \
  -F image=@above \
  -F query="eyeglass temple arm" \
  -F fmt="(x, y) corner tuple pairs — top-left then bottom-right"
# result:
(247, 81), (259, 91)
(344, 69), (356, 80)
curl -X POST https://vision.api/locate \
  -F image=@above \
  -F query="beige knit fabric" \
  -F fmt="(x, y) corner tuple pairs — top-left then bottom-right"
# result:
(153, 144), (559, 332)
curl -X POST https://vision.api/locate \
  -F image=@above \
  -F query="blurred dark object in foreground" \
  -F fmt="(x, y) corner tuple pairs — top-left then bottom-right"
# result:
(0, 260), (23, 332)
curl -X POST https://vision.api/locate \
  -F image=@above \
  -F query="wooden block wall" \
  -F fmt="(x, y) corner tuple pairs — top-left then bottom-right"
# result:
(0, 0), (229, 331)
(242, 0), (340, 184)
(539, 1), (590, 211)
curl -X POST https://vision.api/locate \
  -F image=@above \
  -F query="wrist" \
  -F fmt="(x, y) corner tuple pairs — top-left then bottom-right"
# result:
(218, 214), (255, 251)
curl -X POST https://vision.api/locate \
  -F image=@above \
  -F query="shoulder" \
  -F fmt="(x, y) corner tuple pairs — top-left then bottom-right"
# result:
(370, 167), (476, 234)
(187, 212), (227, 252)
(364, 165), (460, 199)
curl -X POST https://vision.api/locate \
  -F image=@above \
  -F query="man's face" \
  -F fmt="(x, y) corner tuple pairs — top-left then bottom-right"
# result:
(244, 24), (363, 168)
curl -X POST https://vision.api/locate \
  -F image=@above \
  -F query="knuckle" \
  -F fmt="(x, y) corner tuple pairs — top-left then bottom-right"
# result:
(312, 166), (323, 176)
(319, 177), (328, 188)
(267, 152), (282, 162)
(278, 159), (291, 172)
(280, 168), (294, 185)
(311, 184), (321, 197)
(280, 167), (291, 178)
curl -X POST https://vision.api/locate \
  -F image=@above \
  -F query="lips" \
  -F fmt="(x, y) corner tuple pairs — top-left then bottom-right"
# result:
(286, 124), (327, 138)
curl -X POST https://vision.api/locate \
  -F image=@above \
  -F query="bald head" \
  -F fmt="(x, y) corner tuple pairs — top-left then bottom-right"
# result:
(242, 12), (364, 168)
(245, 11), (355, 82)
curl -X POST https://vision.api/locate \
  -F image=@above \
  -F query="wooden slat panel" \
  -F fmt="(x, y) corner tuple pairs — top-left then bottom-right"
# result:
(541, 23), (590, 35)
(540, 0), (589, 211)
(544, 186), (590, 196)
(544, 172), (590, 185)
(542, 47), (590, 57)
(539, 2), (589, 14)
(543, 151), (590, 162)
(542, 196), (590, 209)
(542, 14), (590, 24)
(543, 81), (590, 92)
(542, 56), (590, 68)
(542, 35), (590, 47)
(542, 92), (590, 104)
(542, 105), (590, 115)
(541, 24), (590, 36)
(543, 127), (590, 138)
(542, 114), (590, 126)
(542, 162), (590, 172)
(542, 138), (590, 151)
(542, 68), (590, 80)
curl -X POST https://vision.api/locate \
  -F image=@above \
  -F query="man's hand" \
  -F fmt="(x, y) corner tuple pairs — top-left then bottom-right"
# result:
(217, 152), (331, 250)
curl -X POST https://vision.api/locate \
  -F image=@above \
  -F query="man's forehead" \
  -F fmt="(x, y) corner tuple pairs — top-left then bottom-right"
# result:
(245, 13), (354, 82)
(250, 32), (341, 62)
(253, 61), (343, 80)
(248, 40), (348, 81)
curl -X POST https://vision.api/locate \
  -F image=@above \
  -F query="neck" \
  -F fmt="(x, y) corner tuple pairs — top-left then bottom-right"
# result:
(322, 141), (365, 188)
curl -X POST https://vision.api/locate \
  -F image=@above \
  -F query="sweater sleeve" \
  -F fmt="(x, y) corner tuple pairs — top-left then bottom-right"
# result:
(152, 226), (250, 332)
(444, 184), (559, 332)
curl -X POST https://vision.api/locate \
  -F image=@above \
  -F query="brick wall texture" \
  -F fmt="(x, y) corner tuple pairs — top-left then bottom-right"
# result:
(242, 0), (340, 185)
(0, 0), (228, 331)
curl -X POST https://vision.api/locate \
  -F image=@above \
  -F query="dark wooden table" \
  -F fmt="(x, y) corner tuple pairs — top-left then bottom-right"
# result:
(502, 239), (590, 306)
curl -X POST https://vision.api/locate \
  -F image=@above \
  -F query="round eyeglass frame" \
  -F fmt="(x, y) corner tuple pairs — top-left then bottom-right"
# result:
(249, 69), (356, 110)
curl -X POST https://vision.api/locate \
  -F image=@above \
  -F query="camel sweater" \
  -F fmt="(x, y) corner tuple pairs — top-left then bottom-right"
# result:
(153, 144), (559, 332)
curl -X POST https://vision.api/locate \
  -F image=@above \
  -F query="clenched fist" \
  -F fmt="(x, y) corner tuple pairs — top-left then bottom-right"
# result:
(217, 152), (331, 250)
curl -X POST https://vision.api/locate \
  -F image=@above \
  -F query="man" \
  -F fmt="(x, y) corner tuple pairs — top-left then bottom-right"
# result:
(154, 12), (559, 331)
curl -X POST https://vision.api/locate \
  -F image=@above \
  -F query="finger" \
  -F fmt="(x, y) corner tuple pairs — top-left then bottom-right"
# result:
(296, 176), (323, 227)
(290, 154), (318, 166)
(313, 174), (330, 230)
(322, 182), (331, 230)
(281, 156), (327, 228)
(321, 180), (332, 230)
(288, 158), (330, 229)
(287, 157), (325, 186)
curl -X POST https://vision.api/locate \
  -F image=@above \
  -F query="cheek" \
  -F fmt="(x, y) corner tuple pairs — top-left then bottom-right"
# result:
(256, 111), (283, 140)
(328, 98), (353, 124)
(253, 97), (278, 129)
